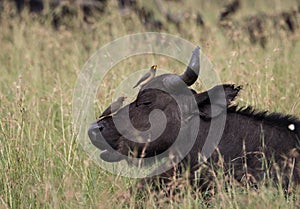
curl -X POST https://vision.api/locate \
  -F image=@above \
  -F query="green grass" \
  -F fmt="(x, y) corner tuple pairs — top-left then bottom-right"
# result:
(0, 0), (300, 208)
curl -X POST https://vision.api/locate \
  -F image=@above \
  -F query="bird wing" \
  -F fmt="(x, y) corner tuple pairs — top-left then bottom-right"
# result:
(99, 105), (112, 118)
(133, 72), (151, 88)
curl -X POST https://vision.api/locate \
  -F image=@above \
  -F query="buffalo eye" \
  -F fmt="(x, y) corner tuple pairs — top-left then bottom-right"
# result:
(136, 101), (152, 107)
(141, 101), (152, 106)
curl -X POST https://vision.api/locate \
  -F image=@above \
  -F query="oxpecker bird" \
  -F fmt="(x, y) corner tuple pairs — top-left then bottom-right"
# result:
(133, 65), (157, 88)
(99, 96), (126, 118)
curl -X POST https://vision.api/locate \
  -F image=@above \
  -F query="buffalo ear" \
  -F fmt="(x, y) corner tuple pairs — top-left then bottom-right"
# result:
(195, 84), (242, 119)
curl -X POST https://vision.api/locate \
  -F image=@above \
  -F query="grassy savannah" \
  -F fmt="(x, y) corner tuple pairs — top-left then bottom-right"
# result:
(1, 0), (300, 208)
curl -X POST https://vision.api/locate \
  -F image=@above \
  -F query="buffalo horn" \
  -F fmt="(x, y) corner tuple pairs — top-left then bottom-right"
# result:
(180, 46), (200, 86)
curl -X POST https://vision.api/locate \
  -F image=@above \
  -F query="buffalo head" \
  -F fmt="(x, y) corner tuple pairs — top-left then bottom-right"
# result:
(88, 46), (239, 164)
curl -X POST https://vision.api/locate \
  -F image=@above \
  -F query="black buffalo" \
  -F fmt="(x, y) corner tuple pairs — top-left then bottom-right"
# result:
(88, 46), (300, 192)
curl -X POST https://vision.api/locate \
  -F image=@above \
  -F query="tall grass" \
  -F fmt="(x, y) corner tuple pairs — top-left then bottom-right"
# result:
(0, 0), (300, 208)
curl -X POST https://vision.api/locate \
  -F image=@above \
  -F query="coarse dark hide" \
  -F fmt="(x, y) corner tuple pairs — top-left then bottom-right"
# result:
(88, 46), (300, 192)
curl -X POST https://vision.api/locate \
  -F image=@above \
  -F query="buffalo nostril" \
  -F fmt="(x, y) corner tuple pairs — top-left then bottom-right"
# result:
(99, 125), (104, 132)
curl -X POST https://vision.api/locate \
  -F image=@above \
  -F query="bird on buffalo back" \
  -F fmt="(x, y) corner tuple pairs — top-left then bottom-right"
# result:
(133, 65), (157, 88)
(99, 96), (127, 118)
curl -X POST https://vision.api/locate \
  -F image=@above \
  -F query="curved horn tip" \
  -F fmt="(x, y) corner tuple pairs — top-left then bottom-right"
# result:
(189, 46), (200, 71)
(192, 46), (200, 60)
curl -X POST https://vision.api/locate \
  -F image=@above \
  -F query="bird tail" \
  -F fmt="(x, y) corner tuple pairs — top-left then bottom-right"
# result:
(133, 84), (138, 88)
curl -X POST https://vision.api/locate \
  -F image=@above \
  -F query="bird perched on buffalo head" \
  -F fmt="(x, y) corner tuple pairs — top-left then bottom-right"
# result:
(99, 96), (127, 118)
(133, 65), (157, 88)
